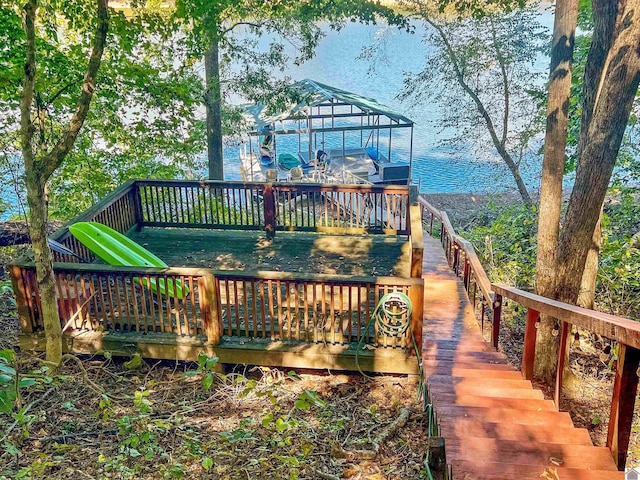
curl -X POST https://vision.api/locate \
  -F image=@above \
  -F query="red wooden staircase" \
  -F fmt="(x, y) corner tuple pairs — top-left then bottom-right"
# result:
(421, 235), (623, 479)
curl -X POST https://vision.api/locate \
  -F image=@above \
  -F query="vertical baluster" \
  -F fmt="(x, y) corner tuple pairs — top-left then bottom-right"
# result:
(522, 308), (539, 380)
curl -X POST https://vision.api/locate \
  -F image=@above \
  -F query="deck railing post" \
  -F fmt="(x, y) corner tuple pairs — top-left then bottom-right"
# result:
(409, 203), (424, 279)
(491, 294), (502, 349)
(199, 273), (221, 348)
(10, 265), (33, 334)
(263, 184), (276, 240)
(607, 343), (640, 470)
(522, 308), (539, 380)
(462, 257), (470, 291)
(408, 281), (423, 356)
(554, 321), (571, 408)
(132, 181), (144, 232)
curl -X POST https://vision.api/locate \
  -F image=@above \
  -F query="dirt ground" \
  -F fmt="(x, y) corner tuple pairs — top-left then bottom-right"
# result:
(0, 352), (429, 480)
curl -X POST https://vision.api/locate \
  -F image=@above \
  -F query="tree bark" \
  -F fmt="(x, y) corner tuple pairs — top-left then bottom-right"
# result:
(534, 0), (578, 383)
(577, 210), (602, 309)
(20, 0), (108, 365)
(205, 36), (224, 181)
(555, 0), (640, 305)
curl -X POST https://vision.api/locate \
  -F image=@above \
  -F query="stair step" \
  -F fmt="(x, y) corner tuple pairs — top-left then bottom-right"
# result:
(445, 437), (617, 470)
(423, 366), (522, 379)
(451, 461), (623, 480)
(435, 406), (575, 427)
(439, 419), (592, 445)
(422, 339), (496, 352)
(430, 394), (555, 411)
(421, 360), (516, 372)
(428, 375), (533, 389)
(429, 384), (544, 399)
(422, 350), (509, 363)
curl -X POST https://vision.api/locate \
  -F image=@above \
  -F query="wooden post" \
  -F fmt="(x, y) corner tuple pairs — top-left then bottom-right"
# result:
(491, 294), (502, 349)
(199, 274), (221, 346)
(425, 437), (446, 480)
(409, 203), (424, 279)
(462, 257), (470, 291)
(429, 213), (434, 236)
(554, 321), (571, 409)
(10, 265), (33, 333)
(607, 343), (640, 470)
(263, 184), (276, 240)
(132, 182), (144, 232)
(409, 282), (423, 357)
(522, 308), (539, 380)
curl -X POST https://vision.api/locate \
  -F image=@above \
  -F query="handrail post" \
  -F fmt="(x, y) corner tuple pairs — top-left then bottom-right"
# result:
(462, 257), (470, 291)
(607, 343), (640, 470)
(522, 308), (539, 380)
(263, 184), (276, 240)
(554, 321), (571, 408)
(491, 294), (502, 349)
(199, 273), (221, 348)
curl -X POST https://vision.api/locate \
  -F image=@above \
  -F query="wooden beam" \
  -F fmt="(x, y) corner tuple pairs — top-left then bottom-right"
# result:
(19, 332), (420, 375)
(607, 343), (640, 470)
(522, 308), (539, 380)
(491, 293), (502, 349)
(494, 284), (640, 350)
(554, 321), (571, 409)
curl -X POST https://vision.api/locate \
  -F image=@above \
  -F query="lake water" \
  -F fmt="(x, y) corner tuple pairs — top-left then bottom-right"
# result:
(224, 10), (556, 195)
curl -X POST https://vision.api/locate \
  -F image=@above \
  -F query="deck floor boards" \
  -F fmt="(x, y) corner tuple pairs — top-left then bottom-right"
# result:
(420, 235), (623, 479)
(128, 228), (410, 277)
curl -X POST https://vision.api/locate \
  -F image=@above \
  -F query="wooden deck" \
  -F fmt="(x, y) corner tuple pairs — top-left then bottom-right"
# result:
(420, 235), (623, 480)
(127, 228), (410, 277)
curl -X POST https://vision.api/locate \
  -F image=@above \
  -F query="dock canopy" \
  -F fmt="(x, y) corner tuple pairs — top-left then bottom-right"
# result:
(243, 78), (414, 133)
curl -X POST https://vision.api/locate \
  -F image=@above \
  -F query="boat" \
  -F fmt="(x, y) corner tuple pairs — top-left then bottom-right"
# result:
(239, 78), (415, 185)
(69, 222), (189, 299)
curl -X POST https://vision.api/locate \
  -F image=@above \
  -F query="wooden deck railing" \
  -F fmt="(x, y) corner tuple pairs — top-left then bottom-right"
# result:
(136, 180), (412, 236)
(418, 196), (497, 343)
(418, 193), (640, 471)
(11, 262), (423, 351)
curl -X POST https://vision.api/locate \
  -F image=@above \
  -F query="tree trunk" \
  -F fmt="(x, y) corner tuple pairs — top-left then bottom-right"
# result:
(555, 0), (640, 305)
(205, 36), (224, 181)
(19, 0), (109, 365)
(26, 178), (62, 363)
(577, 210), (602, 309)
(534, 0), (578, 383)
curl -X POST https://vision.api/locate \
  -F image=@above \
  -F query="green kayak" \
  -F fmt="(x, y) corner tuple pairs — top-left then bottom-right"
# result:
(69, 222), (189, 299)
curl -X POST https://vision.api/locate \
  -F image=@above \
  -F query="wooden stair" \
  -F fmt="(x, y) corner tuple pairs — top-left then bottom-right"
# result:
(421, 236), (623, 479)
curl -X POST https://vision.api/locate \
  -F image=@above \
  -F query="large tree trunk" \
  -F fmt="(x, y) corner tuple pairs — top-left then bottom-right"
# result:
(205, 36), (224, 181)
(555, 2), (640, 304)
(20, 0), (108, 365)
(577, 211), (602, 309)
(534, 0), (578, 383)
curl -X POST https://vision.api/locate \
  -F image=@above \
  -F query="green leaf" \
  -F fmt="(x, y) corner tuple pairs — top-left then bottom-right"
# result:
(202, 373), (214, 391)
(18, 378), (36, 388)
(0, 350), (16, 363)
(201, 457), (213, 471)
(0, 364), (16, 377)
(124, 353), (143, 370)
(294, 399), (310, 411)
(0, 391), (13, 414)
(261, 413), (273, 427)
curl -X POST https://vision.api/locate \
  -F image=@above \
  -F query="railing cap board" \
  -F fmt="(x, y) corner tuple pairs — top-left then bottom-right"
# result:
(493, 284), (640, 349)
(12, 261), (423, 286)
(134, 178), (411, 194)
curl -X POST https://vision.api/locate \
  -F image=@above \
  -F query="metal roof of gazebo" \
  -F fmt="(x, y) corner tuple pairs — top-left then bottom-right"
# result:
(243, 78), (414, 132)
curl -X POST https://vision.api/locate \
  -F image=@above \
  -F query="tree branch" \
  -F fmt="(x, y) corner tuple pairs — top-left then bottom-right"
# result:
(20, 0), (37, 179)
(41, 0), (109, 182)
(489, 16), (510, 148)
(223, 21), (264, 34)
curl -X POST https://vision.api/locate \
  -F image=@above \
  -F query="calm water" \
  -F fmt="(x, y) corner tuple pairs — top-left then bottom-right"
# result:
(224, 11), (555, 194)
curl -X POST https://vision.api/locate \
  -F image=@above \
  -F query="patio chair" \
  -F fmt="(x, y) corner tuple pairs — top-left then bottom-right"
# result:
(265, 169), (278, 182)
(289, 166), (303, 182)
